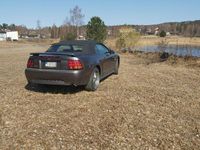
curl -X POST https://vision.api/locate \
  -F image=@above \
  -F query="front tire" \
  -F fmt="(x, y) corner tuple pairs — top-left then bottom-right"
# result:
(85, 68), (100, 91)
(114, 59), (119, 75)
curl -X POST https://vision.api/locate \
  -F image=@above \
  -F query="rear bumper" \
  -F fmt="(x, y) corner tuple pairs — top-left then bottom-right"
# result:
(25, 68), (91, 86)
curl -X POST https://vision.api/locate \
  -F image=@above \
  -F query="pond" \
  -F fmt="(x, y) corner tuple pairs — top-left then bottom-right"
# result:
(137, 45), (200, 57)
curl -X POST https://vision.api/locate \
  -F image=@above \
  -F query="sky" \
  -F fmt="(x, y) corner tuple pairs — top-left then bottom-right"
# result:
(0, 0), (200, 28)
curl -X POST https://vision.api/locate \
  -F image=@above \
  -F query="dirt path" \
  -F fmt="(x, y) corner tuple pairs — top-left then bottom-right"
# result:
(0, 44), (200, 149)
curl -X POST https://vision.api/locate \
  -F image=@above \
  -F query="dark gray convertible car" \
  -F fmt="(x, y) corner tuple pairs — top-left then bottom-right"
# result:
(25, 40), (120, 91)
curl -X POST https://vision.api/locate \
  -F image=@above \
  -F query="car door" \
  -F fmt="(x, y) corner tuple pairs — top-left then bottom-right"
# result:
(102, 45), (116, 73)
(95, 44), (114, 77)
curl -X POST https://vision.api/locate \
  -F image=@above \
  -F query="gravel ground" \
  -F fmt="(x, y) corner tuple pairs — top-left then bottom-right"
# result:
(0, 43), (200, 149)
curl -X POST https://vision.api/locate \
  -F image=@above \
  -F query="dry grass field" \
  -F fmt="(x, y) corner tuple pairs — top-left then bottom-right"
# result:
(0, 42), (200, 149)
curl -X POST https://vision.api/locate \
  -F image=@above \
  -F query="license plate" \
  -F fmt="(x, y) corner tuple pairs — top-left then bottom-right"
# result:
(45, 62), (57, 68)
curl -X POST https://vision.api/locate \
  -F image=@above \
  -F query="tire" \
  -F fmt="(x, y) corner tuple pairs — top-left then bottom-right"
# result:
(85, 68), (100, 91)
(114, 59), (119, 75)
(27, 81), (39, 87)
(27, 81), (46, 89)
(27, 81), (34, 87)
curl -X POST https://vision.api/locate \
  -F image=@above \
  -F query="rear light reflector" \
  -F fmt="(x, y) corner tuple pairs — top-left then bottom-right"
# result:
(67, 59), (83, 70)
(27, 59), (34, 68)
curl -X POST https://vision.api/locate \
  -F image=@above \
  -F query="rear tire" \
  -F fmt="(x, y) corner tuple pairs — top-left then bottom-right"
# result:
(27, 81), (38, 88)
(27, 81), (46, 89)
(27, 81), (34, 86)
(85, 68), (100, 91)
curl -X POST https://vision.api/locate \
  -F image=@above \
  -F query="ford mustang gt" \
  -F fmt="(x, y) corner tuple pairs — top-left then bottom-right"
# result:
(25, 40), (120, 91)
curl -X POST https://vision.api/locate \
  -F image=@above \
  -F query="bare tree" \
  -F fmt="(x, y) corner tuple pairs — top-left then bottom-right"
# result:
(69, 6), (85, 37)
(51, 24), (59, 39)
(36, 20), (41, 38)
(36, 20), (41, 30)
(64, 17), (73, 33)
(62, 6), (84, 40)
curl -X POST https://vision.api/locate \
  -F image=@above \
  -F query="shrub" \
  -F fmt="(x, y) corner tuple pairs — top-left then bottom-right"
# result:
(61, 32), (76, 41)
(116, 27), (141, 51)
(157, 39), (168, 52)
(116, 37), (126, 50)
(160, 30), (166, 37)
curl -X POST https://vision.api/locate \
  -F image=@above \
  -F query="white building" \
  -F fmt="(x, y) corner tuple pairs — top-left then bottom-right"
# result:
(166, 32), (171, 36)
(77, 35), (85, 40)
(0, 32), (6, 41)
(154, 27), (160, 35)
(6, 31), (19, 41)
(0, 31), (18, 41)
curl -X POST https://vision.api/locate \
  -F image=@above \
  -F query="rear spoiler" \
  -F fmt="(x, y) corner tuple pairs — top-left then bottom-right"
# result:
(30, 52), (75, 57)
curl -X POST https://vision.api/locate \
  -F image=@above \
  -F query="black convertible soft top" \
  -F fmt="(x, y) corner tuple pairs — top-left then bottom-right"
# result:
(58, 40), (96, 45)
(53, 40), (97, 54)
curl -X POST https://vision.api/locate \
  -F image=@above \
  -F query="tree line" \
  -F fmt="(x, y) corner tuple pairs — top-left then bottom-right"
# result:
(0, 23), (17, 31)
(1, 6), (200, 39)
(137, 20), (200, 37)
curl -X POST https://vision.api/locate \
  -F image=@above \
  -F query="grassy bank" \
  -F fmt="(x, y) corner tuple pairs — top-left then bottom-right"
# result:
(106, 36), (200, 50)
(138, 36), (200, 46)
(131, 50), (200, 67)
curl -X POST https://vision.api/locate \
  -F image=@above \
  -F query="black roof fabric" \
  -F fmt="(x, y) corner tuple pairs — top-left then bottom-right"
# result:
(58, 40), (96, 45)
(54, 40), (97, 54)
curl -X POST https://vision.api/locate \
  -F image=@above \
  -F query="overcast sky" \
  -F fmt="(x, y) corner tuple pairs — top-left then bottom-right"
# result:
(0, 0), (200, 28)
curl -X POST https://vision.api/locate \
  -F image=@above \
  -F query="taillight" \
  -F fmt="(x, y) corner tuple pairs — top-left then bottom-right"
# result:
(67, 59), (83, 70)
(27, 59), (34, 68)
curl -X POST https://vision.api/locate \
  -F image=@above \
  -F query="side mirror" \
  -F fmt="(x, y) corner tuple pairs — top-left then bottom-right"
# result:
(109, 49), (115, 54)
(105, 51), (110, 55)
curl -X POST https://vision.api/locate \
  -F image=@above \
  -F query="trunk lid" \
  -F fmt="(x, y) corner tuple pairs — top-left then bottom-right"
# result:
(29, 52), (76, 70)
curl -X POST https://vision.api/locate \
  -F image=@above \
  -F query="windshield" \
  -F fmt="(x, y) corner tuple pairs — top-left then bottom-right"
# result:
(47, 44), (84, 52)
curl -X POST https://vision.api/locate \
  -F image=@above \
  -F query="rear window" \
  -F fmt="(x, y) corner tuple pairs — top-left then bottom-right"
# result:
(47, 44), (84, 52)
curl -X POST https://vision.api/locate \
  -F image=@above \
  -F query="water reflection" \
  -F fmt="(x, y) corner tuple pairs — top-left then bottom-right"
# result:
(137, 45), (200, 57)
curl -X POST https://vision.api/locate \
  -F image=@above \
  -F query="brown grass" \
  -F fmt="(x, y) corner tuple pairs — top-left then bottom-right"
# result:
(106, 36), (200, 50)
(138, 36), (200, 47)
(0, 42), (200, 149)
